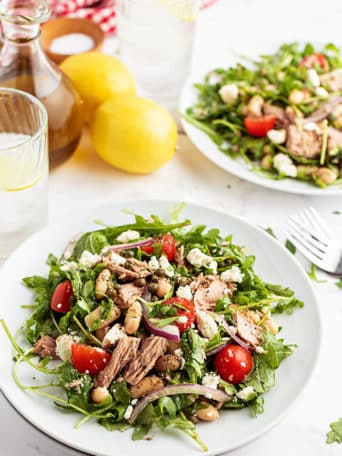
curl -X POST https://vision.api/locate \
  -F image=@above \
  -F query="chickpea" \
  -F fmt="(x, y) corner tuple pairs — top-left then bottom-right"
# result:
(91, 387), (110, 404)
(260, 154), (273, 170)
(247, 95), (264, 117)
(288, 89), (305, 105)
(314, 167), (338, 185)
(195, 403), (219, 422)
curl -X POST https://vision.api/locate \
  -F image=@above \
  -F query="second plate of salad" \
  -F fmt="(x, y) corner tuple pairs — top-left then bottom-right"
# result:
(180, 42), (342, 195)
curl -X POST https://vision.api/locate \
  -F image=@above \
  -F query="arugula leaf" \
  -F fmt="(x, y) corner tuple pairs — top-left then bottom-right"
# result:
(332, 211), (342, 215)
(285, 239), (296, 255)
(244, 354), (275, 394)
(57, 364), (93, 411)
(73, 232), (108, 260)
(336, 279), (342, 289)
(263, 227), (277, 239)
(111, 381), (131, 405)
(181, 329), (206, 384)
(262, 331), (294, 369)
(327, 418), (342, 443)
(307, 264), (327, 283)
(251, 395), (264, 416)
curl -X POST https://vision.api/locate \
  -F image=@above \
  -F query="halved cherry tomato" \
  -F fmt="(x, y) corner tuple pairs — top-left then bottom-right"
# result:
(50, 280), (73, 313)
(71, 343), (111, 376)
(244, 115), (276, 137)
(141, 233), (176, 261)
(300, 53), (328, 69)
(214, 344), (253, 384)
(164, 297), (195, 332)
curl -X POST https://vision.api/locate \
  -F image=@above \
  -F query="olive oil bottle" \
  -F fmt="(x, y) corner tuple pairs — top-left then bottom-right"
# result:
(0, 0), (83, 167)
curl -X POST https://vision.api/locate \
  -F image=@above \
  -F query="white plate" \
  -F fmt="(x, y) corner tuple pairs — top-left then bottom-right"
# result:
(179, 54), (342, 196)
(0, 200), (321, 455)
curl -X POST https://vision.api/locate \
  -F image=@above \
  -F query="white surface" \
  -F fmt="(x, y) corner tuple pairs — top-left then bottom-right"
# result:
(0, 200), (321, 456)
(180, 68), (342, 196)
(2, 0), (342, 455)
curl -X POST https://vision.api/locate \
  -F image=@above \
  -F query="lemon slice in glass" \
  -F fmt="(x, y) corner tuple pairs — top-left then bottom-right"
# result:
(158, 0), (199, 22)
(0, 135), (46, 192)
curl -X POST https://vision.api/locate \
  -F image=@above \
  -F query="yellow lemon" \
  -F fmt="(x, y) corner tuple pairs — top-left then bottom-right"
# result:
(60, 52), (136, 122)
(90, 95), (178, 174)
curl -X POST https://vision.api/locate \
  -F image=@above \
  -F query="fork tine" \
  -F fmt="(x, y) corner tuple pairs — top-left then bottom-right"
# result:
(288, 219), (327, 253)
(286, 223), (325, 259)
(295, 210), (327, 243)
(285, 232), (325, 267)
(307, 207), (332, 238)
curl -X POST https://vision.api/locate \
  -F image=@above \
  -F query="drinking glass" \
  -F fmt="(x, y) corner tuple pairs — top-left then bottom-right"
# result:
(0, 88), (48, 259)
(116, 0), (200, 115)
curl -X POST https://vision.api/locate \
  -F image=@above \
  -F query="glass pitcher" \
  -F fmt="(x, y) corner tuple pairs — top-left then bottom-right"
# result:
(0, 0), (83, 167)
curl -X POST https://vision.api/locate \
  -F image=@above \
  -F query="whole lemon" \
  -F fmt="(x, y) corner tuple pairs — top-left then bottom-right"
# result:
(90, 95), (178, 174)
(60, 52), (136, 122)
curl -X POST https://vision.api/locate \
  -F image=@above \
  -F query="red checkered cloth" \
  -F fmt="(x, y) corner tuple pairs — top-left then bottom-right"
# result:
(50, 0), (219, 35)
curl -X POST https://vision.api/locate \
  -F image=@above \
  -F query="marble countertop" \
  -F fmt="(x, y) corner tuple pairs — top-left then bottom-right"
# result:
(2, 0), (342, 454)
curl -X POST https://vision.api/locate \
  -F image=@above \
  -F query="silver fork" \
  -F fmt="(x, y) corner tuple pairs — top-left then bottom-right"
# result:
(285, 207), (342, 275)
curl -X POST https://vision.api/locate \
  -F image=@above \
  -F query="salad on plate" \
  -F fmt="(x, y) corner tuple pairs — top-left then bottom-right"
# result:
(184, 43), (342, 188)
(2, 211), (303, 450)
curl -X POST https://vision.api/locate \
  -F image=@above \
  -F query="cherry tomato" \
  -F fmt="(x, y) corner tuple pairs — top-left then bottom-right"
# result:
(164, 297), (195, 332)
(71, 343), (111, 376)
(300, 53), (328, 69)
(244, 115), (276, 137)
(213, 344), (253, 384)
(141, 233), (176, 261)
(50, 280), (73, 313)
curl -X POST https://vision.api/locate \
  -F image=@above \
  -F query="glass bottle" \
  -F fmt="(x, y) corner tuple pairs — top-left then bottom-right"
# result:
(0, 0), (83, 167)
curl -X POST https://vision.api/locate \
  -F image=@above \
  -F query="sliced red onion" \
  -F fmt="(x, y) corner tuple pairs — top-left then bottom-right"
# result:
(304, 96), (342, 123)
(128, 383), (231, 424)
(103, 238), (153, 253)
(216, 315), (254, 352)
(206, 341), (230, 357)
(141, 303), (180, 342)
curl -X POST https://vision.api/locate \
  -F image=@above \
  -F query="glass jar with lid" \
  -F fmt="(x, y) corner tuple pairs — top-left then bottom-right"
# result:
(0, 0), (83, 167)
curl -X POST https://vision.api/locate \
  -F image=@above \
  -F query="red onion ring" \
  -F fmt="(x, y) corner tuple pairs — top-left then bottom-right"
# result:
(128, 383), (231, 424)
(102, 237), (154, 253)
(141, 303), (180, 342)
(206, 341), (230, 357)
(216, 315), (254, 352)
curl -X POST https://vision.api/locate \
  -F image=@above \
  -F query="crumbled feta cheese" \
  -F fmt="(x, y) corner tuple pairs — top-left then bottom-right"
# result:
(176, 285), (193, 301)
(303, 122), (321, 133)
(202, 372), (220, 390)
(267, 129), (286, 144)
(131, 399), (138, 405)
(102, 324), (126, 346)
(159, 255), (174, 277)
(60, 261), (78, 272)
(124, 405), (133, 420)
(255, 345), (266, 354)
(177, 315), (188, 324)
(179, 357), (185, 369)
(148, 255), (160, 271)
(116, 230), (140, 243)
(219, 83), (239, 104)
(315, 87), (329, 99)
(79, 250), (101, 268)
(273, 153), (297, 178)
(186, 248), (212, 268)
(196, 311), (218, 339)
(307, 68), (320, 87)
(236, 386), (255, 401)
(220, 266), (244, 283)
(174, 348), (183, 357)
(108, 251), (126, 266)
(208, 260), (218, 274)
(56, 334), (80, 362)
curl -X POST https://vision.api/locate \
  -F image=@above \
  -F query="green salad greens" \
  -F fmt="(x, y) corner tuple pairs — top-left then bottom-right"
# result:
(2, 210), (303, 450)
(185, 42), (342, 188)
